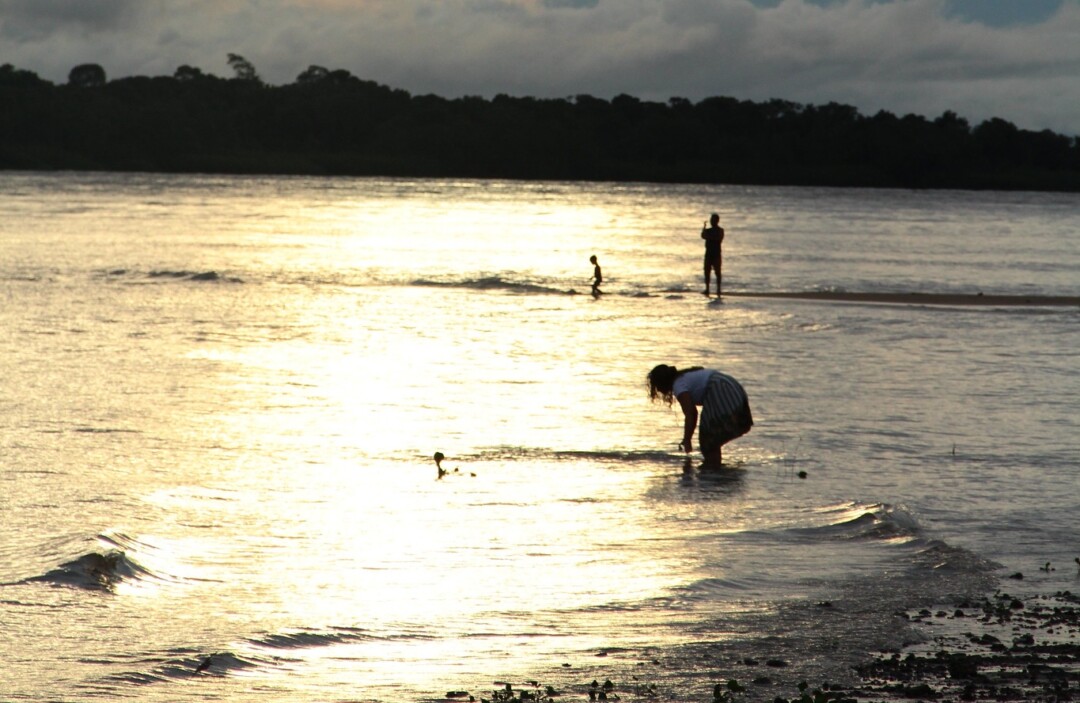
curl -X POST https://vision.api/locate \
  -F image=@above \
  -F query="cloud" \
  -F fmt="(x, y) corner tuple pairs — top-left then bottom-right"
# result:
(0, 0), (144, 41)
(542, 0), (600, 8)
(1, 0), (1077, 135)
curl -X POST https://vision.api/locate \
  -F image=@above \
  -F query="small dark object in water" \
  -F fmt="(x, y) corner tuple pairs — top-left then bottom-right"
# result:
(195, 656), (212, 673)
(797, 471), (807, 479)
(766, 659), (788, 667)
(1008, 572), (1024, 579)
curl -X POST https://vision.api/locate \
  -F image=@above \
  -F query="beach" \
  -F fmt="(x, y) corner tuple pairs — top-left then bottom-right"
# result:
(852, 587), (1080, 702)
(432, 588), (1080, 702)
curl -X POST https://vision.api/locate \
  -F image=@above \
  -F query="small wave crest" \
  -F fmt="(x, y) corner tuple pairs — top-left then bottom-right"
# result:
(23, 550), (155, 591)
(435, 447), (682, 465)
(911, 539), (1001, 575)
(412, 276), (569, 295)
(16, 533), (168, 592)
(97, 628), (380, 687)
(789, 503), (922, 543)
(101, 650), (265, 685)
(247, 627), (378, 650)
(102, 268), (242, 283)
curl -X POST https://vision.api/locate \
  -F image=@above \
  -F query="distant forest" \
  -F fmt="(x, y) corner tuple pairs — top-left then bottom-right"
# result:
(2, 56), (1079, 191)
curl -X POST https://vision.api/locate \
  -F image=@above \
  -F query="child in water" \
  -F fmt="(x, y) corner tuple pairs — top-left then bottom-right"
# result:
(589, 255), (603, 296)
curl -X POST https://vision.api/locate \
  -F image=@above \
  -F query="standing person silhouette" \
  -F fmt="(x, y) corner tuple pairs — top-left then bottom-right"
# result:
(701, 213), (725, 296)
(589, 255), (603, 297)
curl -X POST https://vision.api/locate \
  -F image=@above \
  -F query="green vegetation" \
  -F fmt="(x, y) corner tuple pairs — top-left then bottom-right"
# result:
(2, 57), (1079, 191)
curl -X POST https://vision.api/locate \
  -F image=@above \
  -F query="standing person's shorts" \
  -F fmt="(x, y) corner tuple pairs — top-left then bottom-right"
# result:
(699, 372), (753, 454)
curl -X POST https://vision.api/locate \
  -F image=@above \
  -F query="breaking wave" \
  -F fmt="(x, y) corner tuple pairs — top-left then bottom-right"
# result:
(22, 550), (155, 592)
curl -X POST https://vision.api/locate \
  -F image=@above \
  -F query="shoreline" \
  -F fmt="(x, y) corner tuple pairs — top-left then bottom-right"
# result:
(444, 587), (1080, 702)
(721, 291), (1080, 307)
(849, 588), (1080, 702)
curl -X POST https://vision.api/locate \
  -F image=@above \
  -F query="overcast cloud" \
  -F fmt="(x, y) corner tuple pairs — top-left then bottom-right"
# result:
(1, 0), (1078, 135)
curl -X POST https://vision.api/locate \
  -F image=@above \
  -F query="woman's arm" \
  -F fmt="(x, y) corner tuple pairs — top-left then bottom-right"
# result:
(677, 392), (697, 453)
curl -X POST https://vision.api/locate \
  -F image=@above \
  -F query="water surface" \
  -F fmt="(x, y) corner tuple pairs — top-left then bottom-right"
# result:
(1, 172), (1077, 701)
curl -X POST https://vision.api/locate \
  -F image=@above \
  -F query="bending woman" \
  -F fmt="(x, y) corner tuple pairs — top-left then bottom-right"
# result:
(647, 364), (753, 466)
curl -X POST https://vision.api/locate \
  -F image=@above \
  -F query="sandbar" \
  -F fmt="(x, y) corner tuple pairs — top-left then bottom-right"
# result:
(722, 291), (1080, 307)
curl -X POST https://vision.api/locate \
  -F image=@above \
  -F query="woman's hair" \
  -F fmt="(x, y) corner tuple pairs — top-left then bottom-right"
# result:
(647, 364), (704, 405)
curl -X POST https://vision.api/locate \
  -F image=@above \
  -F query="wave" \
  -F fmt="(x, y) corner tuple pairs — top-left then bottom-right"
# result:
(551, 449), (686, 464)
(100, 650), (266, 685)
(412, 276), (572, 296)
(81, 269), (1078, 309)
(20, 550), (155, 592)
(96, 627), (383, 687)
(12, 533), (171, 592)
(101, 268), (243, 283)
(246, 626), (381, 650)
(435, 447), (683, 465)
(784, 502), (923, 543)
(412, 275), (671, 298)
(909, 539), (1001, 575)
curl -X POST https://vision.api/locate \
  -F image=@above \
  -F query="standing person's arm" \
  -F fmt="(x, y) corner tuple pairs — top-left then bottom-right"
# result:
(677, 392), (697, 453)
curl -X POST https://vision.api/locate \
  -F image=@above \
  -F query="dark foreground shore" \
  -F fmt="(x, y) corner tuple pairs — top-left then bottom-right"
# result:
(847, 588), (1080, 702)
(440, 588), (1080, 702)
(723, 292), (1080, 307)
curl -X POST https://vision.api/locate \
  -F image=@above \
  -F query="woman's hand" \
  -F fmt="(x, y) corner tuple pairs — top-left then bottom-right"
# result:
(677, 392), (697, 455)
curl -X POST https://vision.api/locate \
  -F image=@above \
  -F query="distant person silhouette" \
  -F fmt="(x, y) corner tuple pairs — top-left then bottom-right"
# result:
(701, 213), (725, 296)
(647, 364), (753, 468)
(589, 255), (603, 297)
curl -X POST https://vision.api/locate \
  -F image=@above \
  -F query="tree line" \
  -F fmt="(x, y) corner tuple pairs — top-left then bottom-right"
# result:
(2, 57), (1078, 191)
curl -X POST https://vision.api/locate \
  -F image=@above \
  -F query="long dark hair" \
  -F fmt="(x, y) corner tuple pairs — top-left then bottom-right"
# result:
(647, 364), (703, 406)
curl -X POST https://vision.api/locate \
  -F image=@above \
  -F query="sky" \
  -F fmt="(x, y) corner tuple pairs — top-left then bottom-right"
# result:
(1, 0), (1078, 136)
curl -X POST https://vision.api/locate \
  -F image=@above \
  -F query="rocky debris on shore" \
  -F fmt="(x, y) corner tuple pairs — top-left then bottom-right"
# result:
(851, 590), (1080, 701)
(440, 590), (1078, 702)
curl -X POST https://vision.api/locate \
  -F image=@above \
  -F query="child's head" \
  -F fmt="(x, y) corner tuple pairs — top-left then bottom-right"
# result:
(589, 255), (598, 264)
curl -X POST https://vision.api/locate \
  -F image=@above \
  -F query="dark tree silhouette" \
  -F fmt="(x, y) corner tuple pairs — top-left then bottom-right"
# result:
(227, 54), (260, 82)
(175, 65), (211, 81)
(68, 64), (107, 88)
(0, 61), (1077, 191)
(297, 65), (329, 83)
(1, 63), (51, 88)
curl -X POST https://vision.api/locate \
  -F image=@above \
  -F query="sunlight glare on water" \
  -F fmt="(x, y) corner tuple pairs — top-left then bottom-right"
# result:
(0, 172), (1076, 701)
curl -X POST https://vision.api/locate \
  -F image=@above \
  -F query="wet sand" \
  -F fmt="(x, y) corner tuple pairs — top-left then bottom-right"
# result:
(850, 589), (1080, 702)
(723, 291), (1080, 307)
(441, 588), (1080, 702)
